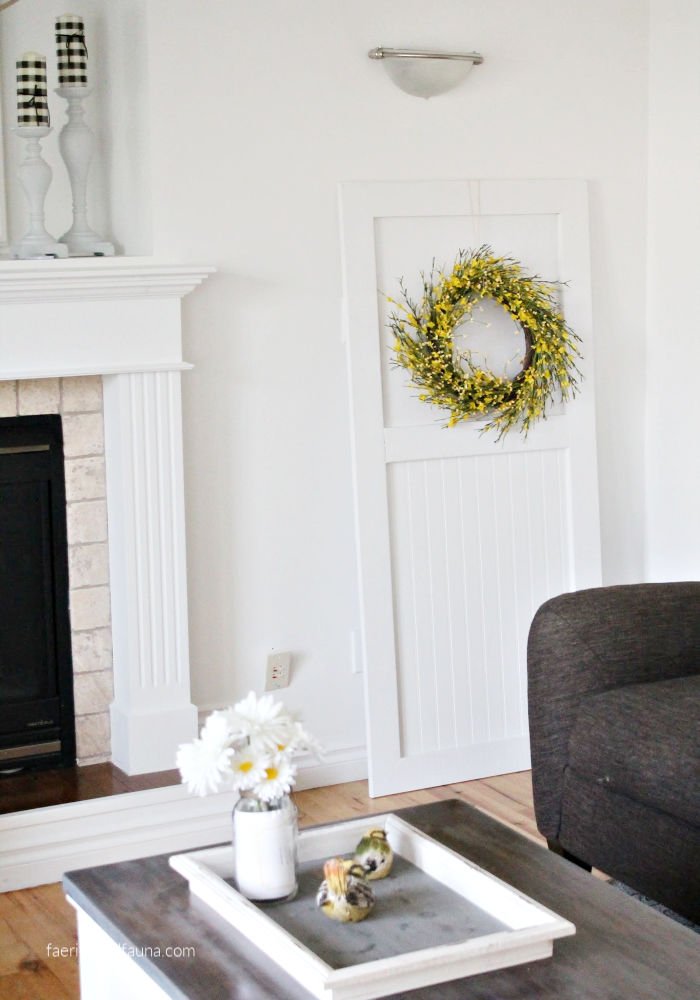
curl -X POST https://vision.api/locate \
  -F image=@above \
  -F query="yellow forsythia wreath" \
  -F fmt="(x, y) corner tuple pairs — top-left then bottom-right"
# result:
(388, 246), (582, 439)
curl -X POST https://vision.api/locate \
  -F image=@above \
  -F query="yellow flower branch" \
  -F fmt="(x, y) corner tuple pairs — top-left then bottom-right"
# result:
(388, 246), (582, 439)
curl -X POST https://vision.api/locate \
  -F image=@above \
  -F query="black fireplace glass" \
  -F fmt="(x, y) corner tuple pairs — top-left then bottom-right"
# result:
(0, 415), (76, 770)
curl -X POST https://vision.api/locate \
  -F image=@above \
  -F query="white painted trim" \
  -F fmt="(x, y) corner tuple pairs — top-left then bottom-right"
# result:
(0, 783), (235, 893)
(295, 744), (368, 789)
(0, 362), (193, 382)
(0, 748), (368, 892)
(0, 258), (215, 303)
(104, 371), (198, 774)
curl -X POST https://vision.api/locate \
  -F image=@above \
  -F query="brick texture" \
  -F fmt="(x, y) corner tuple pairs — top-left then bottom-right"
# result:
(0, 382), (17, 417)
(61, 379), (113, 761)
(2, 377), (115, 762)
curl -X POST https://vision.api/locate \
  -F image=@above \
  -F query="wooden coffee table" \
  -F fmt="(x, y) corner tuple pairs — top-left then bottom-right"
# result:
(63, 799), (699, 999)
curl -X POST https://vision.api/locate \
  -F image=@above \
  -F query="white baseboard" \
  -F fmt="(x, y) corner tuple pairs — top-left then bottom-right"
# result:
(0, 747), (368, 892)
(295, 744), (368, 789)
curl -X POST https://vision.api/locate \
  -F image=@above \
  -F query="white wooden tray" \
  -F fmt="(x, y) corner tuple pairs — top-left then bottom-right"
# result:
(169, 813), (575, 1000)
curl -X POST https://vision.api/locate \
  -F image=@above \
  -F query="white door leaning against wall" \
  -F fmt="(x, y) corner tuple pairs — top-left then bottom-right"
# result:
(340, 179), (601, 796)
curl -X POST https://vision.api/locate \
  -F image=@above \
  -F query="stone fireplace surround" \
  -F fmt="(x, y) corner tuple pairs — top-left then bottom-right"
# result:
(0, 375), (113, 764)
(0, 258), (214, 775)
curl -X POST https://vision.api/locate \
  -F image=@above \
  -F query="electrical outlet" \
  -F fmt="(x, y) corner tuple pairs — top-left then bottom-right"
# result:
(265, 651), (291, 690)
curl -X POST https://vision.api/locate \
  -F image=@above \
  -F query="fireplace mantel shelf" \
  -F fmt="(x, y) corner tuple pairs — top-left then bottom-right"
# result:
(0, 257), (215, 383)
(0, 257), (215, 304)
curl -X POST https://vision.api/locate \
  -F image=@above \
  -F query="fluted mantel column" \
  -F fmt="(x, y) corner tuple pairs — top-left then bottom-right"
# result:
(104, 371), (196, 773)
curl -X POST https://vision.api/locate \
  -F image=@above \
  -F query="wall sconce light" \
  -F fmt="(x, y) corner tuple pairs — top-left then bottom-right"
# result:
(368, 46), (484, 99)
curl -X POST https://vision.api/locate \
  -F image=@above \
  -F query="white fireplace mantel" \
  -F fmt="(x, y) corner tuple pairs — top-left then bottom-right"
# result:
(0, 257), (213, 380)
(0, 257), (215, 774)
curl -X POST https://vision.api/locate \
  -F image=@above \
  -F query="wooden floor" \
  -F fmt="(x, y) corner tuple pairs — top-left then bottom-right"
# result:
(0, 770), (539, 1000)
(0, 762), (181, 815)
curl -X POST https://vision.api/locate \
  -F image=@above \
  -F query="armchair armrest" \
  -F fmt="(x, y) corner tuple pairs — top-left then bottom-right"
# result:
(527, 582), (700, 839)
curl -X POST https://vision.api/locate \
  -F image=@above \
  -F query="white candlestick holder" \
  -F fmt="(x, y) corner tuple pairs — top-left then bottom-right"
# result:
(55, 86), (114, 256)
(12, 126), (68, 259)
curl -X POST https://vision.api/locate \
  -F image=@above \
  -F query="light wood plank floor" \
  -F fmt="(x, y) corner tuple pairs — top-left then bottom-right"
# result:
(0, 770), (539, 1000)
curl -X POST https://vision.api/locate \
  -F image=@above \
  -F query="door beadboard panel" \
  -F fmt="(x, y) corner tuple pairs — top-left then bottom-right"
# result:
(388, 449), (571, 759)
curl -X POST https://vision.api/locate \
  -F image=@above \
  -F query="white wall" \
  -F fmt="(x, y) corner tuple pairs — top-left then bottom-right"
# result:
(144, 0), (649, 760)
(646, 0), (700, 580)
(2, 2), (652, 766)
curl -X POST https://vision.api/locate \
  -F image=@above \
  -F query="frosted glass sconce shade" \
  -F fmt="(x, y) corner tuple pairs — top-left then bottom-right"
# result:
(368, 46), (484, 99)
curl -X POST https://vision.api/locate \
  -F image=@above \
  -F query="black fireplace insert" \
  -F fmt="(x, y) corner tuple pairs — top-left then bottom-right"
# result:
(0, 415), (76, 771)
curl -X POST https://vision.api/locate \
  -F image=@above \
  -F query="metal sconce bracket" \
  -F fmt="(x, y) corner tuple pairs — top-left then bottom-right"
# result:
(368, 46), (484, 99)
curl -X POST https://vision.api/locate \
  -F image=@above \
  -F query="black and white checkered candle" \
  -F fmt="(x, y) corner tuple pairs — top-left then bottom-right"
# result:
(16, 52), (50, 126)
(55, 13), (88, 87)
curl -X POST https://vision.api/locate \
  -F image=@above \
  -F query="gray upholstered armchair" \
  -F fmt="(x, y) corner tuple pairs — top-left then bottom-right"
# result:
(527, 582), (700, 923)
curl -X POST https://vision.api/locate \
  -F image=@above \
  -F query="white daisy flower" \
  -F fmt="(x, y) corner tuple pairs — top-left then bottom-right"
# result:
(286, 720), (324, 758)
(229, 691), (295, 752)
(230, 748), (267, 792)
(200, 710), (235, 749)
(254, 754), (297, 803)
(176, 737), (233, 797)
(177, 690), (319, 803)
